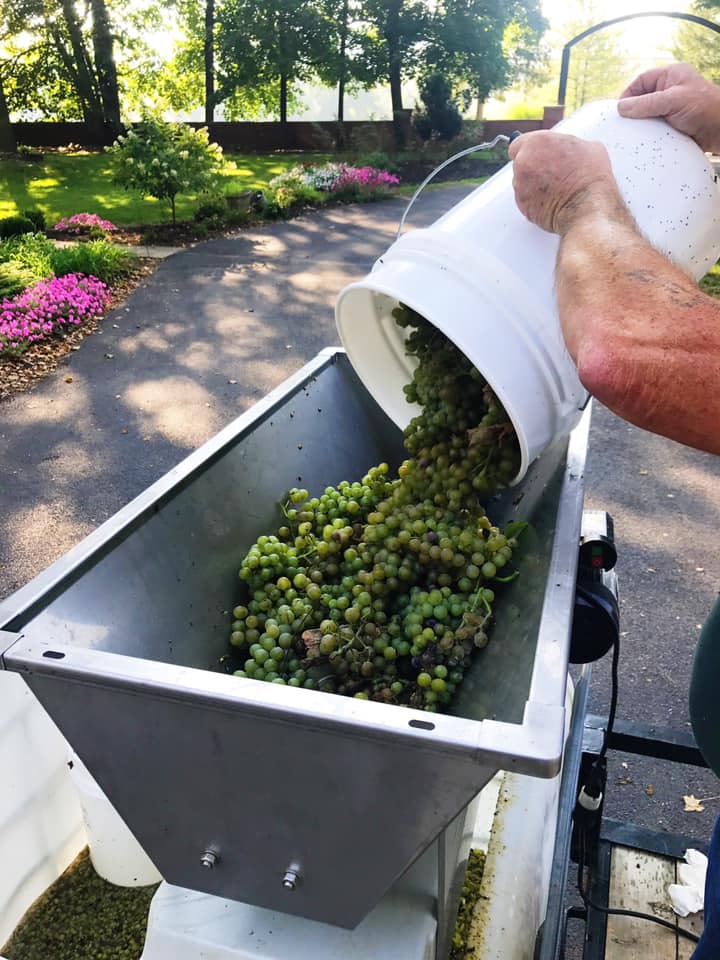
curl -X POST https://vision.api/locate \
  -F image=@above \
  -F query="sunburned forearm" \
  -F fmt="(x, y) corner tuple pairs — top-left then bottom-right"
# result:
(556, 210), (720, 453)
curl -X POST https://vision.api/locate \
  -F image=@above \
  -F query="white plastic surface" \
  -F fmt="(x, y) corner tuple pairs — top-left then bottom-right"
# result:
(140, 846), (439, 960)
(0, 672), (85, 946)
(468, 675), (573, 960)
(68, 754), (162, 887)
(336, 100), (720, 482)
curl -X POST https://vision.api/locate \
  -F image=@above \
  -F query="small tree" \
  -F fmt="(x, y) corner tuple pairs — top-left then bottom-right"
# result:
(110, 119), (225, 224)
(413, 73), (462, 141)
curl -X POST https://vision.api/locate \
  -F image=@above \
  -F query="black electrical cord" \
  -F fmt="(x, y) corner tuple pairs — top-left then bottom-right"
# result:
(575, 634), (701, 945)
(598, 619), (620, 760)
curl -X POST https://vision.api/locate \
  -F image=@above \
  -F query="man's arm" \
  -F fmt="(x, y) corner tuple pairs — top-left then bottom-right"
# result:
(509, 131), (720, 454)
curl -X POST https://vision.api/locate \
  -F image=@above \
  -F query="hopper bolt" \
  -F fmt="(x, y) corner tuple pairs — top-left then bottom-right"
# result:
(282, 866), (301, 890)
(201, 850), (218, 869)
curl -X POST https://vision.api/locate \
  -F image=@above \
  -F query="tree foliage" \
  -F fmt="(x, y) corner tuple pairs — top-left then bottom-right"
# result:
(562, 4), (627, 111)
(673, 2), (720, 85)
(215, 0), (329, 122)
(0, 0), (549, 131)
(413, 73), (462, 140)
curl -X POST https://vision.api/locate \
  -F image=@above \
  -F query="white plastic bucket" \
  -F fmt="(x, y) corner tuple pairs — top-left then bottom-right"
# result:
(336, 100), (720, 481)
(68, 753), (162, 887)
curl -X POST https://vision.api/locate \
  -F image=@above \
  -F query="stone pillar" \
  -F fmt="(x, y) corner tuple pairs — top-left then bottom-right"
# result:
(542, 105), (565, 129)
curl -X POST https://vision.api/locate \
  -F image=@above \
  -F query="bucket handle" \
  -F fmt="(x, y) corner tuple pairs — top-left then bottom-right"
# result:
(397, 132), (522, 239)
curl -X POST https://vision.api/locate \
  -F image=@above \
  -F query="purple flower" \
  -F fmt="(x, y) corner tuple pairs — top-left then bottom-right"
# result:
(0, 274), (110, 357)
(330, 166), (400, 192)
(53, 213), (117, 234)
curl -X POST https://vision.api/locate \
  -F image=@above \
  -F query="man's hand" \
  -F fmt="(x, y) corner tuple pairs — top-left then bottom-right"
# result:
(618, 63), (720, 154)
(508, 131), (623, 235)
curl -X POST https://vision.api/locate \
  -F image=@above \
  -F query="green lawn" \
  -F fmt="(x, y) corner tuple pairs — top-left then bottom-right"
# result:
(700, 260), (720, 297)
(0, 151), (331, 227)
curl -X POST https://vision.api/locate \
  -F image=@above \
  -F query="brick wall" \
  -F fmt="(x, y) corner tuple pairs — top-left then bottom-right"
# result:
(12, 107), (563, 152)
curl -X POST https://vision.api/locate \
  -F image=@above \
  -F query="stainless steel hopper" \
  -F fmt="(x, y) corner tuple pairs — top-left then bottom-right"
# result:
(0, 349), (589, 930)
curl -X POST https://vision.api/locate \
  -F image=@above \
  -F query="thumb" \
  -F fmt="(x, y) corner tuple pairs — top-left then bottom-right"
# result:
(618, 89), (673, 120)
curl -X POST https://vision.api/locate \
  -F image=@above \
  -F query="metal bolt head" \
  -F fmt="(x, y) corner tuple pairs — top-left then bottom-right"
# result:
(201, 850), (218, 869)
(282, 868), (300, 890)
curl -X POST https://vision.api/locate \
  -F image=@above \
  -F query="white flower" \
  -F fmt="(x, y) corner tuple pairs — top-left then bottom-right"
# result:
(181, 180), (189, 187)
(151, 158), (160, 166)
(137, 162), (146, 172)
(170, 168), (177, 176)
(125, 157), (135, 164)
(179, 150), (189, 159)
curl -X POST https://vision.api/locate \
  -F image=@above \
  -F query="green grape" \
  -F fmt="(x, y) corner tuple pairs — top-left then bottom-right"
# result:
(226, 303), (523, 711)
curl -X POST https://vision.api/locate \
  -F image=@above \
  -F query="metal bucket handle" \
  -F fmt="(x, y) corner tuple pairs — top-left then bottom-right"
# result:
(397, 131), (522, 239)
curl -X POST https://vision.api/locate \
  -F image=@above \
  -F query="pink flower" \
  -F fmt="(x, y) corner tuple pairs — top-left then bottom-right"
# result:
(0, 274), (110, 356)
(53, 213), (117, 234)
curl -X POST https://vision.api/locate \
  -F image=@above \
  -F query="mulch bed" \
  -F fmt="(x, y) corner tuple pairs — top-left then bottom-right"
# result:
(0, 258), (159, 403)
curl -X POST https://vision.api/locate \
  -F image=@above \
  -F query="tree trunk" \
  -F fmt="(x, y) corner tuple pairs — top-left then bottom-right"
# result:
(336, 0), (349, 125)
(58, 0), (104, 139)
(90, 0), (121, 137)
(384, 0), (405, 145)
(204, 0), (215, 125)
(280, 72), (288, 125)
(474, 98), (484, 121)
(0, 73), (16, 154)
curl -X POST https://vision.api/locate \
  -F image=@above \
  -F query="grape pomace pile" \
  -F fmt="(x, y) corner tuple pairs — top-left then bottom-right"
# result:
(226, 306), (523, 712)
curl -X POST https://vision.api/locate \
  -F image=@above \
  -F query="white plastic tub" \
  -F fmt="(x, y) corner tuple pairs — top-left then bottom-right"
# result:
(336, 100), (720, 482)
(68, 754), (162, 887)
(0, 672), (85, 946)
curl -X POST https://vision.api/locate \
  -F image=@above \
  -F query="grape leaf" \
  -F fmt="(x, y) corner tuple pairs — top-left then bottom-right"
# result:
(504, 521), (529, 540)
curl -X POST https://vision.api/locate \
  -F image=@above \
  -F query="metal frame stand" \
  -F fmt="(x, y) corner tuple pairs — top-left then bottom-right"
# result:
(537, 667), (710, 960)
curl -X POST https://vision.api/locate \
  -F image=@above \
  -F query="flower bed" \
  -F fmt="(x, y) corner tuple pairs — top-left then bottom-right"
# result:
(265, 162), (400, 216)
(53, 213), (117, 237)
(270, 161), (400, 194)
(0, 273), (110, 357)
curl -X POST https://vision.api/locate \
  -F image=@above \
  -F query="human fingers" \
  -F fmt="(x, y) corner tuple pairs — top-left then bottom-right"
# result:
(617, 87), (676, 121)
(619, 65), (669, 100)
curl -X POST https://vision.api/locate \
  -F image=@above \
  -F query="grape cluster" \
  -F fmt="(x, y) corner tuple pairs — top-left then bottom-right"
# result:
(226, 305), (523, 712)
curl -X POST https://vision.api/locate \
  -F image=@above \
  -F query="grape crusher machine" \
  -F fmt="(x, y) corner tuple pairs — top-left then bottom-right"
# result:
(1, 349), (609, 959)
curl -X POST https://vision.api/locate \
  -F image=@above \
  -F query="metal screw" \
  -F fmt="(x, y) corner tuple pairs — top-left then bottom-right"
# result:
(200, 850), (218, 869)
(282, 867), (300, 890)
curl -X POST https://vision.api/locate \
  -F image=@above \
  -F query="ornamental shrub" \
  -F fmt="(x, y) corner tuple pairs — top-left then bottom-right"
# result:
(413, 74), (463, 142)
(53, 213), (117, 236)
(0, 273), (110, 357)
(20, 209), (46, 232)
(0, 262), (38, 299)
(110, 119), (226, 224)
(264, 183), (324, 219)
(0, 233), (55, 278)
(50, 239), (136, 283)
(0, 215), (35, 239)
(193, 195), (228, 223)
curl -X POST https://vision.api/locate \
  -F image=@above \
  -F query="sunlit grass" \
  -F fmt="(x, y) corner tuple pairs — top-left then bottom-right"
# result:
(0, 151), (331, 226)
(700, 261), (720, 298)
